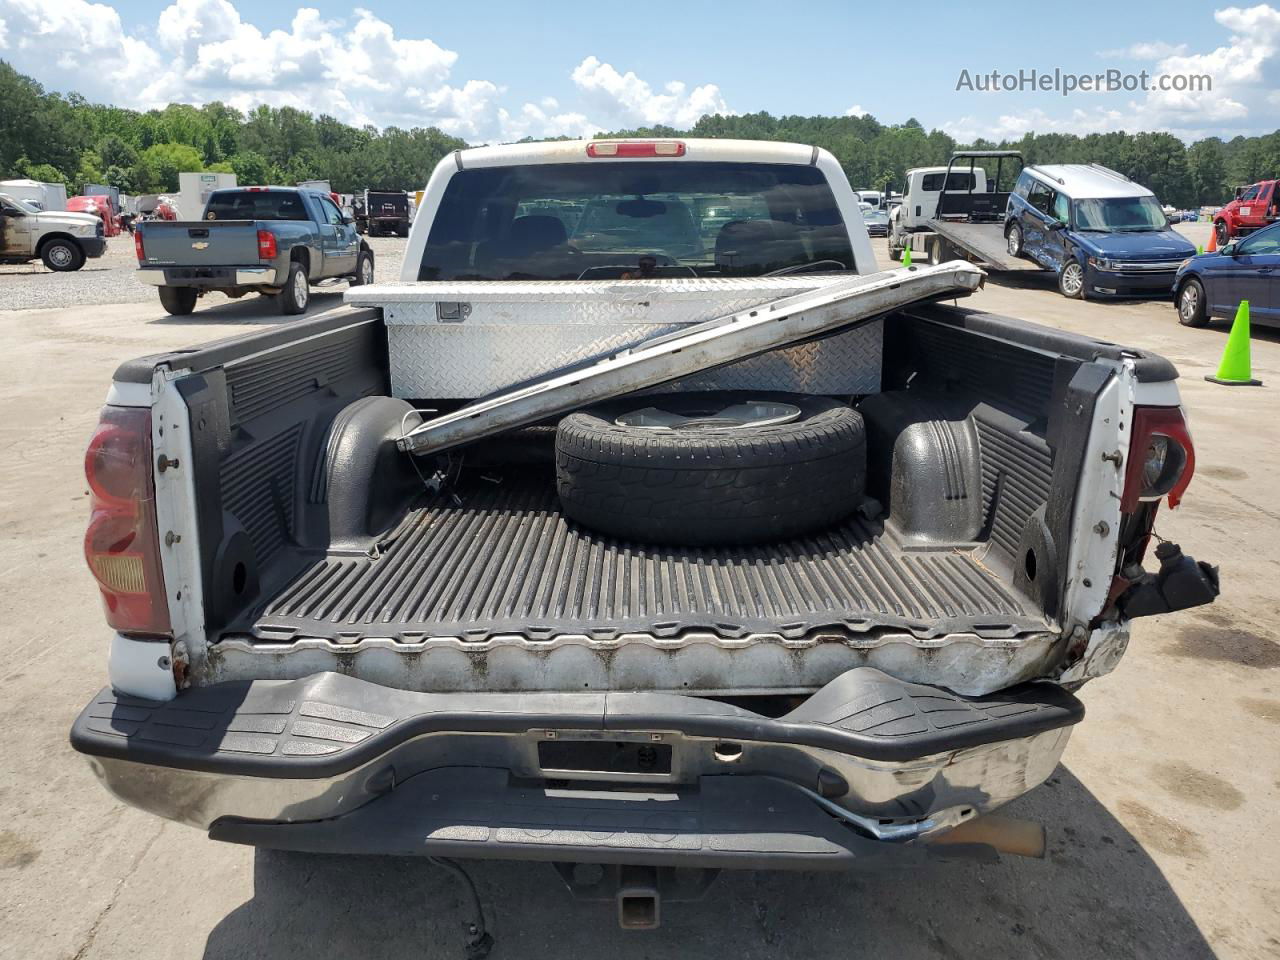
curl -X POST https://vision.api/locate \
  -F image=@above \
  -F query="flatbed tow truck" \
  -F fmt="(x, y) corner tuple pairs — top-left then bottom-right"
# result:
(889, 150), (1039, 272)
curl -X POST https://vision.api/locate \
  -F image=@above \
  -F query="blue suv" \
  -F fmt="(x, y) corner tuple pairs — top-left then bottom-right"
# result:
(1005, 164), (1196, 300)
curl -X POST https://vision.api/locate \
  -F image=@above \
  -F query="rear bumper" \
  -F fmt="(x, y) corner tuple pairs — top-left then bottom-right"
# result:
(136, 266), (280, 288)
(71, 667), (1081, 867)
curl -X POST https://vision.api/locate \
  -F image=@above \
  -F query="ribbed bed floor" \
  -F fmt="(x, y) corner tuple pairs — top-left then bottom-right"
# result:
(245, 482), (1047, 643)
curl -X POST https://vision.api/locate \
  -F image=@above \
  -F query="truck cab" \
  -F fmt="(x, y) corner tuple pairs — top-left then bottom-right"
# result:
(68, 194), (122, 237)
(0, 191), (106, 271)
(353, 189), (411, 237)
(895, 166), (990, 232)
(1213, 179), (1279, 246)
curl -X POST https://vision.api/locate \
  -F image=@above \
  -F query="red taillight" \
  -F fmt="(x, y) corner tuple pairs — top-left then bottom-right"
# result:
(134, 228), (145, 262)
(83, 406), (171, 636)
(1121, 406), (1196, 512)
(257, 229), (277, 260)
(587, 140), (686, 158)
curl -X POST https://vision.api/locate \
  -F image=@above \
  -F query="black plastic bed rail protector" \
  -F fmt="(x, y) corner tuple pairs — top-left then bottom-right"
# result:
(70, 667), (1082, 778)
(905, 303), (1179, 382)
(209, 767), (908, 869)
(112, 305), (382, 384)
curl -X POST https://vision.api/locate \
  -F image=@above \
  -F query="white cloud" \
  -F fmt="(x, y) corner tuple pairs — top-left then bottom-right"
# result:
(0, 0), (661, 142)
(0, 0), (164, 98)
(948, 3), (1280, 141)
(570, 56), (731, 127)
(497, 99), (598, 142)
(845, 104), (867, 116)
(942, 106), (1129, 143)
(1100, 41), (1189, 59)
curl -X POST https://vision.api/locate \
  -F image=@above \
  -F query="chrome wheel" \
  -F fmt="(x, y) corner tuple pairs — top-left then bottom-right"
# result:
(1060, 262), (1084, 298)
(359, 257), (373, 285)
(1179, 284), (1199, 322)
(1007, 225), (1022, 256)
(292, 268), (308, 309)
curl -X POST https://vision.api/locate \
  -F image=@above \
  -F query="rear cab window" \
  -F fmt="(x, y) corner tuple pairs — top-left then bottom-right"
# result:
(204, 190), (311, 221)
(920, 172), (977, 192)
(418, 161), (855, 281)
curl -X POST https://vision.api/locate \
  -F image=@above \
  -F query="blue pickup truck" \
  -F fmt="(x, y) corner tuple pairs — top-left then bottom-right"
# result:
(135, 187), (375, 316)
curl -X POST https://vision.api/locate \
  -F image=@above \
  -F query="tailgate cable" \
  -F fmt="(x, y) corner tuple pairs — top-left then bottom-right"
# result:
(428, 856), (494, 959)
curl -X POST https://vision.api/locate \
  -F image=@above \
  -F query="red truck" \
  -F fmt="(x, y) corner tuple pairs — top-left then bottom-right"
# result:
(1213, 179), (1279, 245)
(67, 194), (122, 237)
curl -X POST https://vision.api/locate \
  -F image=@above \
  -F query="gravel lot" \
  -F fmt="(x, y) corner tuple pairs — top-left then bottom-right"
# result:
(0, 234), (408, 311)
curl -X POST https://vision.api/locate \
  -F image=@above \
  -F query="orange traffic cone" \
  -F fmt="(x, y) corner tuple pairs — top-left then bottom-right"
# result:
(1207, 226), (1218, 253)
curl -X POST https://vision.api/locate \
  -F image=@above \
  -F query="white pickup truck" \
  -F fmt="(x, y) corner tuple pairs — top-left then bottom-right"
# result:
(0, 191), (107, 271)
(70, 138), (1217, 936)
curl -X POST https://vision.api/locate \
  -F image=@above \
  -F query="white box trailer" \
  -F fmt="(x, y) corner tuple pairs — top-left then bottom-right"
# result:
(0, 179), (68, 211)
(176, 171), (237, 220)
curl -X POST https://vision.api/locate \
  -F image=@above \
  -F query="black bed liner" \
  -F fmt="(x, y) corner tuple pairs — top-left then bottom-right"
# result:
(238, 480), (1049, 645)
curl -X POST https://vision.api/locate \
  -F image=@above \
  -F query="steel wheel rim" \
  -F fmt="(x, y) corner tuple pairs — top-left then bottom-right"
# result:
(49, 245), (72, 266)
(293, 270), (307, 307)
(1062, 263), (1083, 295)
(1180, 285), (1199, 320)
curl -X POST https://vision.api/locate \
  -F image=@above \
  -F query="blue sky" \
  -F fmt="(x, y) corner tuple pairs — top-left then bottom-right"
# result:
(2, 0), (1278, 142)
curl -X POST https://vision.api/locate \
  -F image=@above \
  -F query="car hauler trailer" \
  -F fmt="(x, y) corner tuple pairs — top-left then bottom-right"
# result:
(889, 150), (1038, 272)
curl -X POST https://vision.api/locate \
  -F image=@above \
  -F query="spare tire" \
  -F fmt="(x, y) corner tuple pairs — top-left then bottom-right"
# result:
(555, 391), (866, 546)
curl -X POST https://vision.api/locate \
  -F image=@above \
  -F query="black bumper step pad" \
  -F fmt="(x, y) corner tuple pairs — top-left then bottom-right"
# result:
(70, 667), (1083, 777)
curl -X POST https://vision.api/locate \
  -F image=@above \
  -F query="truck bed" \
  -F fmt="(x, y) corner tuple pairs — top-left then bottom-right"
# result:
(239, 477), (1048, 645)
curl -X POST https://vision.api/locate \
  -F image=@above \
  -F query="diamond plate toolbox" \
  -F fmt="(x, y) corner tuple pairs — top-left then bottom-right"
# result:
(347, 276), (883, 398)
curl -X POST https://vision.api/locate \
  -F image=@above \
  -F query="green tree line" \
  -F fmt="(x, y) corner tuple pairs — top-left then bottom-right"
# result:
(3, 59), (1277, 207)
(609, 113), (1280, 208)
(0, 61), (467, 195)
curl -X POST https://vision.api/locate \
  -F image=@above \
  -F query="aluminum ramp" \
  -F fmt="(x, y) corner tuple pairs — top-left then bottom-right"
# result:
(931, 221), (1041, 272)
(398, 262), (984, 456)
